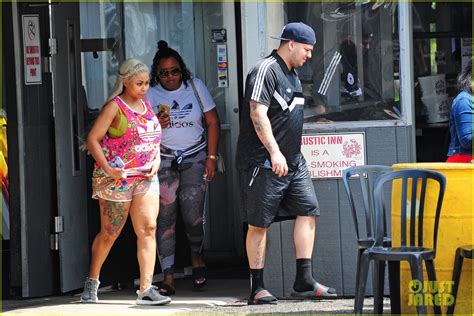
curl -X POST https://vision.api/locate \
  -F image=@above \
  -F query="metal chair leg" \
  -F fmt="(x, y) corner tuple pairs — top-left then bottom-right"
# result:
(409, 256), (427, 315)
(355, 253), (371, 314)
(388, 261), (401, 314)
(425, 260), (441, 314)
(447, 248), (464, 315)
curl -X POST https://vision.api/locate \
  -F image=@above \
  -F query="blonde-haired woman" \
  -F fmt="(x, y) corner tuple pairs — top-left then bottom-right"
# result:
(80, 59), (170, 305)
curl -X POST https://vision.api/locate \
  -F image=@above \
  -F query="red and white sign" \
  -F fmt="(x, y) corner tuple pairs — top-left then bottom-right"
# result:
(22, 15), (42, 85)
(301, 133), (366, 179)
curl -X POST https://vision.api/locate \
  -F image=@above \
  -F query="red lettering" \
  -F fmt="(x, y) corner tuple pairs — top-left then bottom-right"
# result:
(30, 68), (36, 76)
(313, 160), (357, 169)
(303, 135), (345, 146)
(26, 46), (39, 54)
(302, 136), (328, 145)
(302, 137), (313, 145)
(328, 136), (343, 144)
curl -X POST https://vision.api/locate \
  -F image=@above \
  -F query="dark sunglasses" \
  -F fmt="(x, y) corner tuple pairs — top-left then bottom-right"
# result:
(158, 68), (181, 78)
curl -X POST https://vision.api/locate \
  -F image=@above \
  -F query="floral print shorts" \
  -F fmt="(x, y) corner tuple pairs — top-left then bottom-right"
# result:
(92, 174), (159, 202)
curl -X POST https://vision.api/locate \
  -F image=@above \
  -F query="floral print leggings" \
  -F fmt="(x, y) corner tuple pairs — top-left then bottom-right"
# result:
(156, 149), (207, 277)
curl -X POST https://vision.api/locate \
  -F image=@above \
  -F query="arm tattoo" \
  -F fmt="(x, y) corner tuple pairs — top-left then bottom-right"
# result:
(250, 102), (258, 112)
(253, 118), (264, 133)
(250, 102), (279, 155)
(263, 140), (278, 155)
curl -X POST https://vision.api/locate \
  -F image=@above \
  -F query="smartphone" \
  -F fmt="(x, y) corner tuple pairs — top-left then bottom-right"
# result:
(262, 159), (272, 169)
(158, 104), (171, 118)
(109, 156), (125, 168)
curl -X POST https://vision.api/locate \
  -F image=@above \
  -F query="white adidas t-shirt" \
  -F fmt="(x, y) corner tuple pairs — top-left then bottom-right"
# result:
(146, 79), (217, 151)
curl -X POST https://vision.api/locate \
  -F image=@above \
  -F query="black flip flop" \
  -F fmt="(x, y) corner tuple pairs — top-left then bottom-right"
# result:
(192, 267), (207, 291)
(158, 283), (176, 296)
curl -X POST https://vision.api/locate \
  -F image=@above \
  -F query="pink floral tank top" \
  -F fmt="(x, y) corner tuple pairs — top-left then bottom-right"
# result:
(94, 96), (161, 178)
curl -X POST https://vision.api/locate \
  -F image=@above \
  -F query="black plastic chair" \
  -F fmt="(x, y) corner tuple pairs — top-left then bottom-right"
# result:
(342, 165), (393, 305)
(354, 169), (446, 315)
(447, 245), (473, 314)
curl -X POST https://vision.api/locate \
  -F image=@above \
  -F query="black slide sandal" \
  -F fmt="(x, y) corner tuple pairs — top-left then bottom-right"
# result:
(248, 289), (278, 305)
(291, 281), (337, 299)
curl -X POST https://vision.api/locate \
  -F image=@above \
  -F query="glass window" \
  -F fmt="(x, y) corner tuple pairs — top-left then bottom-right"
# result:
(122, 2), (228, 123)
(80, 2), (124, 110)
(80, 2), (230, 124)
(411, 2), (472, 125)
(123, 2), (196, 72)
(278, 2), (400, 123)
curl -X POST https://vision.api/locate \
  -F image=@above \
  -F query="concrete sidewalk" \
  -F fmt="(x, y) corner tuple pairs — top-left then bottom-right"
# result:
(2, 278), (389, 315)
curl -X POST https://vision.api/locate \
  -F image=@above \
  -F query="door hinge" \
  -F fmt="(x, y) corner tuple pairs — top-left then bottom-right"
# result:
(50, 216), (64, 251)
(54, 216), (64, 233)
(49, 38), (57, 56)
(50, 234), (59, 251)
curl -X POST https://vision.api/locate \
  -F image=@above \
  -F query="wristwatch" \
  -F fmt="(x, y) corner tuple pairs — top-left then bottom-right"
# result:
(208, 155), (219, 161)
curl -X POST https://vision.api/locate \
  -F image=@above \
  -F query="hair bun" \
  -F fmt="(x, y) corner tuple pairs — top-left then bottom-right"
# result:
(157, 40), (169, 50)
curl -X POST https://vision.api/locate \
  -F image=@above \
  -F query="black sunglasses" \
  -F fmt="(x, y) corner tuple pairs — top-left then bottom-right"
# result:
(158, 68), (181, 78)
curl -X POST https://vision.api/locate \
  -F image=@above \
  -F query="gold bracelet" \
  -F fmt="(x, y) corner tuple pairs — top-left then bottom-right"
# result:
(208, 155), (219, 161)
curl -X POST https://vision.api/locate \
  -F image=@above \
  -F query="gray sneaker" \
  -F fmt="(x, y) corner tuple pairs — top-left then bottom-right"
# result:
(136, 285), (171, 306)
(80, 277), (100, 303)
